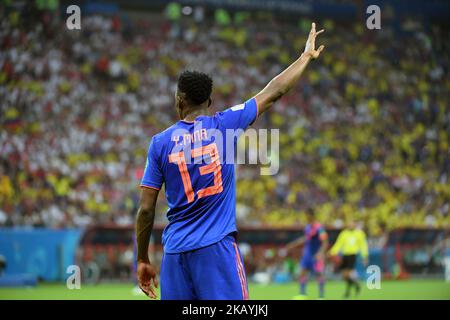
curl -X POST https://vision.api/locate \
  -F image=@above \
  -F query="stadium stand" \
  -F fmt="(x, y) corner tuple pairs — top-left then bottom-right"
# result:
(0, 3), (449, 240)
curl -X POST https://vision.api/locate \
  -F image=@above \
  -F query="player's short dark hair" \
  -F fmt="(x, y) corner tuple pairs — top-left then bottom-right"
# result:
(177, 70), (213, 106)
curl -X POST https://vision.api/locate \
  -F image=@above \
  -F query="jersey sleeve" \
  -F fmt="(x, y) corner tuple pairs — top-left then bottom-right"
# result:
(318, 226), (328, 241)
(140, 137), (164, 190)
(215, 97), (259, 131)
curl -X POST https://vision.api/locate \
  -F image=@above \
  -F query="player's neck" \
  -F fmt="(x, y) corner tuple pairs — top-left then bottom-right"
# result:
(183, 108), (209, 121)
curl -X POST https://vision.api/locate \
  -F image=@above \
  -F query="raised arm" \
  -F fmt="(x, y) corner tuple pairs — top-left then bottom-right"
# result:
(254, 22), (325, 115)
(135, 187), (159, 298)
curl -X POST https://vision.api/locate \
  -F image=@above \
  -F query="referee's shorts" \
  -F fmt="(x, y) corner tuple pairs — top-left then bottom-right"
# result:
(340, 254), (357, 270)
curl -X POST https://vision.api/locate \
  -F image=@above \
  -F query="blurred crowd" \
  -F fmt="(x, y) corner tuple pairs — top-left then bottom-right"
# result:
(0, 4), (449, 236)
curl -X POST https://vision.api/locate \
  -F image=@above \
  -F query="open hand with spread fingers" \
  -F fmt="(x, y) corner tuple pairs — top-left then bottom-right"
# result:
(303, 22), (325, 59)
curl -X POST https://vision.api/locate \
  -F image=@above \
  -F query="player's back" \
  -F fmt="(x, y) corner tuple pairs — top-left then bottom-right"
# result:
(303, 223), (327, 256)
(141, 98), (258, 253)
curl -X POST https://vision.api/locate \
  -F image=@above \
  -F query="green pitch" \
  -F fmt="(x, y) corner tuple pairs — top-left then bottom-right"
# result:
(0, 280), (449, 300)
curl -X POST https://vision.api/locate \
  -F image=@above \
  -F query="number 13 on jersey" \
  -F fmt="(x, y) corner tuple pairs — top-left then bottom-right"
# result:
(169, 143), (223, 203)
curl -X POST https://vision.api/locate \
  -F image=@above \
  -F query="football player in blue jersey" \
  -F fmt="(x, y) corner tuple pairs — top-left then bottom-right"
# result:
(285, 209), (329, 299)
(135, 23), (325, 300)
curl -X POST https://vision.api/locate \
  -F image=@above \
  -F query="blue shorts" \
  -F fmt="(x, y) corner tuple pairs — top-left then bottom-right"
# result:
(300, 255), (324, 274)
(160, 234), (249, 300)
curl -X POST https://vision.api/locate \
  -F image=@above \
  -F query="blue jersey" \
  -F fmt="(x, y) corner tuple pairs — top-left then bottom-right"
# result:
(141, 98), (258, 253)
(303, 223), (327, 257)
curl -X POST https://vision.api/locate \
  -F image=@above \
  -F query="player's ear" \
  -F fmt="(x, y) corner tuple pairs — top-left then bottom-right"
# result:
(176, 95), (183, 109)
(207, 98), (212, 108)
(176, 95), (184, 118)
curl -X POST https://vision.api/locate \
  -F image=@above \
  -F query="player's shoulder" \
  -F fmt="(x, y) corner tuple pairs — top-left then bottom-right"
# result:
(316, 223), (327, 233)
(312, 222), (323, 228)
(214, 99), (255, 117)
(216, 102), (245, 115)
(309, 222), (324, 231)
(144, 126), (174, 156)
(151, 122), (181, 142)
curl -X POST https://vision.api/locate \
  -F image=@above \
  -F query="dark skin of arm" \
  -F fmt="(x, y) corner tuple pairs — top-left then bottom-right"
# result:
(135, 22), (325, 299)
(254, 23), (325, 114)
(135, 187), (159, 298)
